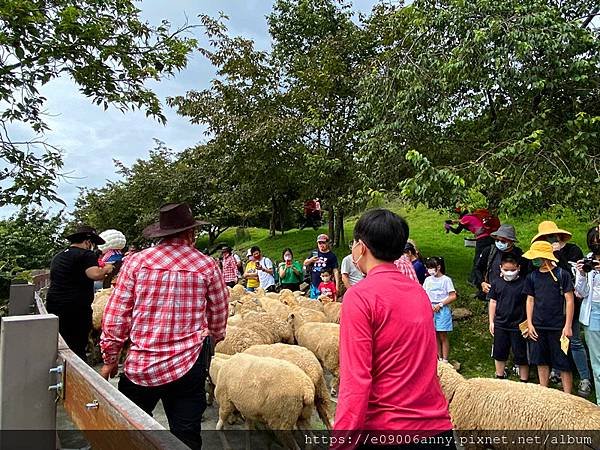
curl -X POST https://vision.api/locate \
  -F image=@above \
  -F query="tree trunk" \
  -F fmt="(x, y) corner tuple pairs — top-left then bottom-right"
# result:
(269, 196), (277, 237)
(279, 203), (284, 235)
(335, 207), (345, 248)
(328, 206), (335, 241)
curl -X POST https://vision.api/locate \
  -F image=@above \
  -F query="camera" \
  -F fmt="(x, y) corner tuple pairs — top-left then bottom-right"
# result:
(581, 258), (600, 273)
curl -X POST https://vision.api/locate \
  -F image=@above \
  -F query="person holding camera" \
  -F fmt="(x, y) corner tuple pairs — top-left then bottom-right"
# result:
(249, 246), (276, 292)
(278, 248), (303, 292)
(531, 221), (591, 397)
(575, 225), (600, 404)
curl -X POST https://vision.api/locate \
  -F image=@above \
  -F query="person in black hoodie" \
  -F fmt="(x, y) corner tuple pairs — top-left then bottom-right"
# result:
(531, 221), (591, 398)
(475, 225), (527, 301)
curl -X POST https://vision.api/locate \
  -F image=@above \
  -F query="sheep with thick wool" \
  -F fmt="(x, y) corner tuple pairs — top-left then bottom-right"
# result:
(289, 313), (340, 396)
(320, 296), (341, 323)
(437, 363), (600, 449)
(215, 322), (276, 355)
(210, 352), (315, 449)
(243, 343), (334, 430)
(257, 296), (291, 321)
(91, 288), (113, 330)
(240, 310), (294, 344)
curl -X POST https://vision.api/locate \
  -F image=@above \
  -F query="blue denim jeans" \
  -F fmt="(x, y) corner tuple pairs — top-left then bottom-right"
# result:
(571, 319), (591, 380)
(585, 326), (600, 405)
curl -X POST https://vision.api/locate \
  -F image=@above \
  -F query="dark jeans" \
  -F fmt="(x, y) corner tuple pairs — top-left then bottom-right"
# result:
(118, 342), (210, 449)
(225, 281), (237, 288)
(47, 304), (91, 362)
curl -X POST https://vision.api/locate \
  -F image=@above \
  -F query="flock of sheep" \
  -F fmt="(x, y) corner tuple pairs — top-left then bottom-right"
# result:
(91, 285), (600, 450)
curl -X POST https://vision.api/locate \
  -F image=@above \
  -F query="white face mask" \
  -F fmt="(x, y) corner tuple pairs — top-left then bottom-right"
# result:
(427, 268), (437, 276)
(351, 241), (366, 275)
(501, 269), (519, 281)
(284, 254), (292, 261)
(321, 276), (331, 283)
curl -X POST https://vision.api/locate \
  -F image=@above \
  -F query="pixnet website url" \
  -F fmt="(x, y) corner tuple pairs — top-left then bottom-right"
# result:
(305, 433), (593, 446)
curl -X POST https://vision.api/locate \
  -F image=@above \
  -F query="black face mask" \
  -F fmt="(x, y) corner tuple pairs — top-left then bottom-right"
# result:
(590, 244), (600, 256)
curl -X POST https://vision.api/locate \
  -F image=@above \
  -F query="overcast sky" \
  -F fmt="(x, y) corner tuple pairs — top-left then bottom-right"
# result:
(1, 0), (378, 218)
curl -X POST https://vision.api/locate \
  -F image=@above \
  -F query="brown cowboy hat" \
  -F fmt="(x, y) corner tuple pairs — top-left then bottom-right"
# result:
(65, 225), (105, 245)
(143, 203), (209, 239)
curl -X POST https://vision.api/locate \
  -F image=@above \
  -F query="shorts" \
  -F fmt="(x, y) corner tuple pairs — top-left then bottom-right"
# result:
(246, 287), (256, 292)
(528, 329), (571, 371)
(492, 328), (528, 365)
(434, 305), (453, 332)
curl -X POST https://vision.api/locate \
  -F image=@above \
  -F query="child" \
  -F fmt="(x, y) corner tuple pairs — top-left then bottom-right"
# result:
(523, 240), (574, 393)
(318, 269), (337, 302)
(488, 253), (529, 382)
(423, 257), (457, 363)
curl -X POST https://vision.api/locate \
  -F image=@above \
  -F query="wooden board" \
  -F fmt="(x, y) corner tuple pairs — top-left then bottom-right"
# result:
(36, 291), (188, 450)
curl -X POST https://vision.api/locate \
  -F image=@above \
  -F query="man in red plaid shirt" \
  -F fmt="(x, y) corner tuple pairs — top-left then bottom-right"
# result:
(100, 203), (229, 449)
(220, 246), (239, 287)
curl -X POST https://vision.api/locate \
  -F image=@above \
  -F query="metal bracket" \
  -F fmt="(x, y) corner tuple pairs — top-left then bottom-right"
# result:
(48, 356), (66, 400)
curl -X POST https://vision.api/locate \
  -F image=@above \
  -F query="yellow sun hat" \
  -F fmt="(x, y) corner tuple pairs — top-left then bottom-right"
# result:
(531, 221), (572, 244)
(522, 241), (559, 262)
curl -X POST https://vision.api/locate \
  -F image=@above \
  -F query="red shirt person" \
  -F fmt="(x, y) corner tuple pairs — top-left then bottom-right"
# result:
(334, 209), (453, 450)
(100, 203), (229, 450)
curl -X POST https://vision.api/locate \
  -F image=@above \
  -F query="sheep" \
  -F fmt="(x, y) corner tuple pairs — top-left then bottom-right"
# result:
(233, 296), (263, 316)
(437, 363), (600, 449)
(320, 297), (341, 324)
(91, 288), (113, 330)
(240, 310), (294, 344)
(229, 284), (246, 302)
(243, 343), (334, 430)
(257, 296), (291, 321)
(290, 319), (340, 396)
(288, 307), (327, 329)
(215, 324), (275, 355)
(210, 353), (315, 449)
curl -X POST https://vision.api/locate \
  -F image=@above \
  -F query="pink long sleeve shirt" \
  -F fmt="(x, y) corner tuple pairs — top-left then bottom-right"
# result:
(334, 263), (452, 436)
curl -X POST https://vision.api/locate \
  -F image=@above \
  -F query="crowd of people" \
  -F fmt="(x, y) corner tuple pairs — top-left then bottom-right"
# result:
(43, 201), (600, 449)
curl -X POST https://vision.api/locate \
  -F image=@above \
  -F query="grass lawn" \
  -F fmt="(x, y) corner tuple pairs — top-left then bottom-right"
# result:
(198, 202), (594, 382)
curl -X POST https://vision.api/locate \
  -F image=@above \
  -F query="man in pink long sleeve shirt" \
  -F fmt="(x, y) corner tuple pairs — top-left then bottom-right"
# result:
(335, 209), (453, 450)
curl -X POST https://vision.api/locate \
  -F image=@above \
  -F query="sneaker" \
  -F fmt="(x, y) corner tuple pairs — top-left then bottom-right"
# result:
(578, 379), (592, 398)
(512, 365), (520, 377)
(549, 370), (561, 385)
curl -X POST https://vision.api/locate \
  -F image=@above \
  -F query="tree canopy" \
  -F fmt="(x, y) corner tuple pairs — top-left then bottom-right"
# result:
(0, 0), (197, 206)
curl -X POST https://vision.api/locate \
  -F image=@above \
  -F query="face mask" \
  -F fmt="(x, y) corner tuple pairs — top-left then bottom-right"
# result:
(590, 244), (600, 256)
(351, 241), (365, 274)
(532, 258), (542, 268)
(495, 241), (509, 252)
(427, 268), (437, 276)
(284, 254), (292, 261)
(321, 276), (331, 282)
(501, 269), (519, 281)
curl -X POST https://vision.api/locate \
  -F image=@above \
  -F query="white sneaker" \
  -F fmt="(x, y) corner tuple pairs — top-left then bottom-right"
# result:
(578, 379), (592, 398)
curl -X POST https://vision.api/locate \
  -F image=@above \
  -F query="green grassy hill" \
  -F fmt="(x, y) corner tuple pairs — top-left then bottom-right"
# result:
(199, 202), (593, 380)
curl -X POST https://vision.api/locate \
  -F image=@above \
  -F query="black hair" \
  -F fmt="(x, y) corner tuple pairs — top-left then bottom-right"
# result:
(353, 209), (409, 262)
(282, 247), (294, 258)
(321, 268), (331, 276)
(500, 253), (520, 265)
(221, 246), (232, 254)
(404, 242), (416, 255)
(425, 256), (446, 274)
(587, 226), (600, 250)
(250, 246), (261, 254)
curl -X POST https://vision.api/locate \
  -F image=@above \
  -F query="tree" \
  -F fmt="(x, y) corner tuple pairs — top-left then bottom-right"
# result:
(0, 208), (65, 299)
(73, 141), (246, 246)
(359, 0), (600, 218)
(268, 0), (373, 246)
(169, 14), (307, 237)
(0, 0), (197, 206)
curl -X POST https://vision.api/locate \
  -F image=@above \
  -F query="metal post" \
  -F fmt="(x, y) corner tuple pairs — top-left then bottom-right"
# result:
(0, 314), (59, 449)
(8, 283), (35, 316)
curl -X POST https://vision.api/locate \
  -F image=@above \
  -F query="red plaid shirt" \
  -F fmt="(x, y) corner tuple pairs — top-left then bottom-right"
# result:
(394, 255), (419, 282)
(221, 254), (238, 283)
(100, 238), (229, 386)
